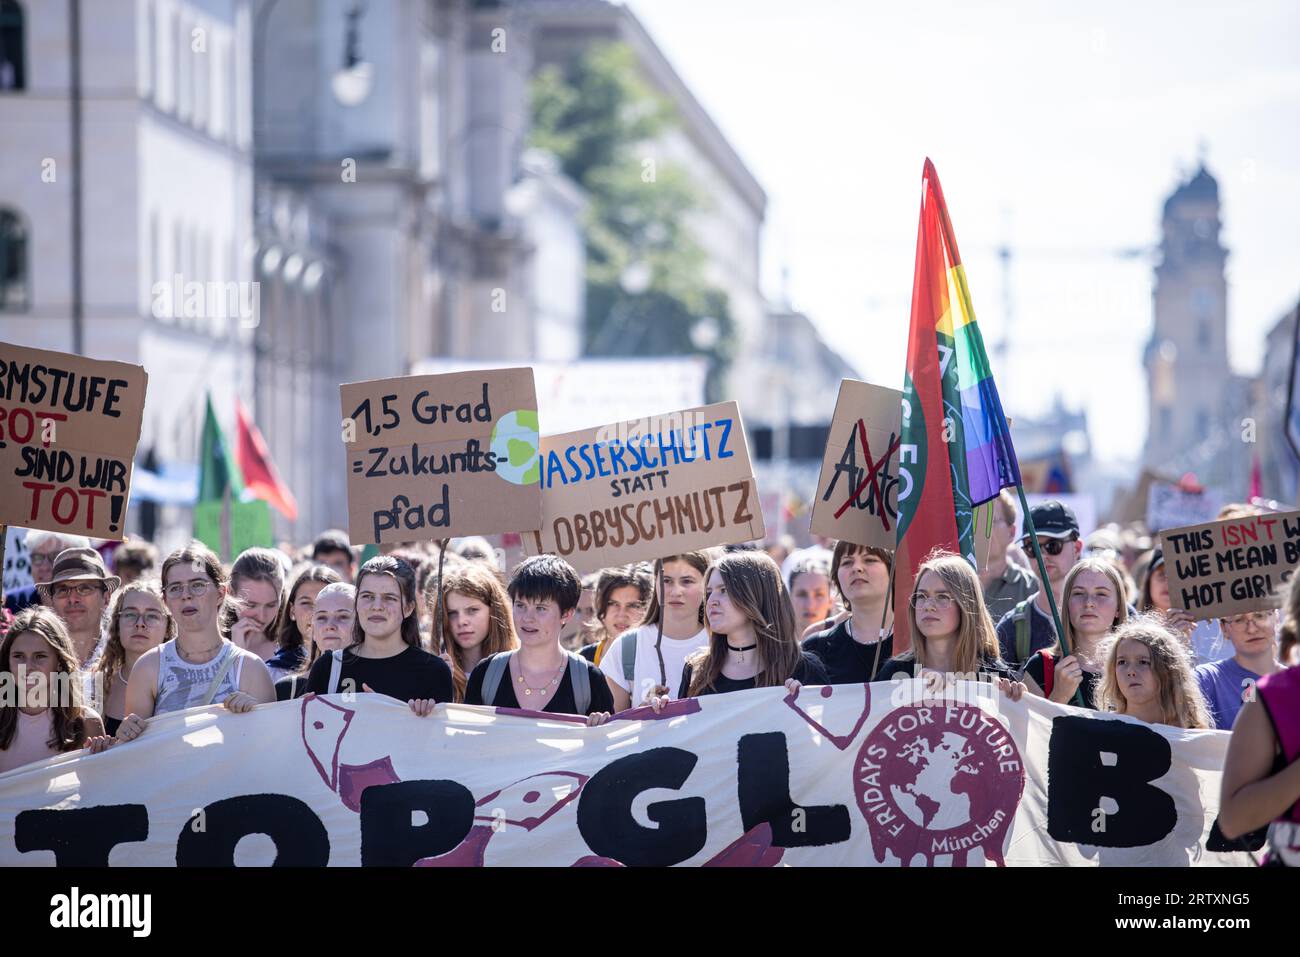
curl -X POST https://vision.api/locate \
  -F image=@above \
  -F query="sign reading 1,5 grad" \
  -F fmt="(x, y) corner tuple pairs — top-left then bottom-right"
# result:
(340, 368), (541, 544)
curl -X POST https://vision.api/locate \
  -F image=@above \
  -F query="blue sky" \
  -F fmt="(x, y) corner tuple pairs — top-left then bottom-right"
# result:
(627, 0), (1300, 464)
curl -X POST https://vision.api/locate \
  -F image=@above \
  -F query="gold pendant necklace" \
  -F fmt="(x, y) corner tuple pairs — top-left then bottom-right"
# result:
(516, 660), (565, 697)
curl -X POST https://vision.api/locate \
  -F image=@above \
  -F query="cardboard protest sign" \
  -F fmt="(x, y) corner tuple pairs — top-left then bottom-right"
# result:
(810, 380), (903, 550)
(340, 368), (540, 544)
(525, 401), (764, 573)
(3, 526), (31, 596)
(0, 682), (1251, 867)
(0, 343), (147, 539)
(194, 498), (273, 559)
(1147, 481), (1221, 534)
(1160, 509), (1300, 620)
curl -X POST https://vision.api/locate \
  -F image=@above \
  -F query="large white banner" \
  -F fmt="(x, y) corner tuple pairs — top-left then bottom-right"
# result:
(0, 681), (1257, 866)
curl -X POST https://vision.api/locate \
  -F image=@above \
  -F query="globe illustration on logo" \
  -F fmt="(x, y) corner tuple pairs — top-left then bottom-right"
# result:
(491, 409), (540, 485)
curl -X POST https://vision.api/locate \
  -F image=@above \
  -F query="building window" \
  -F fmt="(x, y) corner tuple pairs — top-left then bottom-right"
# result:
(0, 208), (28, 310)
(0, 0), (24, 91)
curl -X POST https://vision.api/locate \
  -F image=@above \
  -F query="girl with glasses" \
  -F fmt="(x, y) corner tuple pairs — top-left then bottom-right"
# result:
(1095, 616), (1212, 729)
(93, 580), (175, 736)
(113, 543), (277, 746)
(1195, 608), (1283, 729)
(876, 552), (1022, 698)
(1022, 558), (1129, 708)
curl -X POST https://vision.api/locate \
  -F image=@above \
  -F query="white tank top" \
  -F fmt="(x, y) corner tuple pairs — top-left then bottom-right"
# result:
(155, 640), (244, 715)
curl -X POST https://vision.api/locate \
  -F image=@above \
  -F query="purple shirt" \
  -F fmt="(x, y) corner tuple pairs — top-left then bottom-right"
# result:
(1194, 657), (1259, 730)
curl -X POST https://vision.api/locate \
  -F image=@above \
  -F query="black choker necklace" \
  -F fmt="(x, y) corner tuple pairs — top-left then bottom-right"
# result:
(727, 642), (757, 653)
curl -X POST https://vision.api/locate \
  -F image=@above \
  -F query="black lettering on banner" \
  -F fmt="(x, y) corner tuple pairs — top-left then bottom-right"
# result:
(359, 780), (474, 867)
(737, 732), (850, 847)
(1045, 716), (1176, 847)
(15, 804), (149, 866)
(176, 794), (330, 866)
(576, 747), (707, 867)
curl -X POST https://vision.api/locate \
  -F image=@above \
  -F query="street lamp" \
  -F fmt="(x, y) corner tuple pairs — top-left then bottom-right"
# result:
(330, 2), (373, 106)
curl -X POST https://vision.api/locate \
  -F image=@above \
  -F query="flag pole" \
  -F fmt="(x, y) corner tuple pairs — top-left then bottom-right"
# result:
(1015, 484), (1083, 707)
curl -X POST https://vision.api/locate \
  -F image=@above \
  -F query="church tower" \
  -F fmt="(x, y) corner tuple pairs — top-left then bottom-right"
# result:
(1143, 164), (1231, 470)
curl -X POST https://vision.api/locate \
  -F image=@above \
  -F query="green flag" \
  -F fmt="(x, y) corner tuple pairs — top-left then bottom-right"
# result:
(197, 393), (244, 503)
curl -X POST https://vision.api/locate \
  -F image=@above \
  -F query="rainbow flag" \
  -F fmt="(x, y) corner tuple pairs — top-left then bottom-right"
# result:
(893, 160), (1020, 640)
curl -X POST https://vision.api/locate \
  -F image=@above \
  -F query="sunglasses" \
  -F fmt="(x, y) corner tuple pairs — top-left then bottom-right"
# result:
(1022, 537), (1073, 556)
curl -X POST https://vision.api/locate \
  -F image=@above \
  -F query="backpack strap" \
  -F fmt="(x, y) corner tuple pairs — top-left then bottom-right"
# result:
(481, 651), (514, 705)
(621, 629), (638, 684)
(1013, 599), (1033, 664)
(201, 647), (240, 706)
(567, 652), (591, 715)
(1041, 650), (1055, 699)
(327, 649), (344, 695)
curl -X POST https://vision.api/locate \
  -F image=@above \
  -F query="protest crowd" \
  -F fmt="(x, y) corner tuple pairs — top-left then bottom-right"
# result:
(1, 490), (1299, 866)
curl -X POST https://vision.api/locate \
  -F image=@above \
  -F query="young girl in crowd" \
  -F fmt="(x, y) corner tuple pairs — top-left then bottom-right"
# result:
(435, 563), (519, 702)
(94, 580), (174, 736)
(225, 548), (287, 663)
(276, 583), (356, 701)
(1196, 609), (1283, 730)
(116, 544), (277, 744)
(266, 565), (342, 680)
(1095, 616), (1213, 729)
(603, 552), (711, 710)
(650, 551), (828, 704)
(787, 555), (835, 635)
(465, 555), (614, 719)
(876, 552), (1022, 697)
(803, 542), (894, 683)
(0, 608), (105, 773)
(1020, 558), (1128, 707)
(578, 564), (652, 666)
(304, 556), (454, 714)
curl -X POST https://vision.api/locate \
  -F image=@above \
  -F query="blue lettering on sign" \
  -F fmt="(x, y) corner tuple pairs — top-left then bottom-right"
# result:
(538, 418), (737, 489)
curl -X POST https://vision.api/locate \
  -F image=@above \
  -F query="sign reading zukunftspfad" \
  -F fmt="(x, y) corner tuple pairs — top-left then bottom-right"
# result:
(0, 342), (148, 540)
(340, 368), (541, 544)
(524, 401), (764, 573)
(1159, 509), (1300, 620)
(0, 681), (1252, 866)
(810, 379), (902, 551)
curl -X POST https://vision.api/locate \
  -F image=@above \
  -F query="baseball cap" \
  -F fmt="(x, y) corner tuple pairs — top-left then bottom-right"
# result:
(1023, 501), (1079, 541)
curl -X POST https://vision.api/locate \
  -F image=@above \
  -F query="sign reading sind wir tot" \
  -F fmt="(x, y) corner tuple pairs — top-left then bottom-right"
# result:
(1159, 509), (1300, 620)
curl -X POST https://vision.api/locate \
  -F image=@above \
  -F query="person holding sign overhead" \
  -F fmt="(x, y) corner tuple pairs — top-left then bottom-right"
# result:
(600, 552), (711, 710)
(114, 544), (276, 746)
(464, 555), (614, 719)
(304, 556), (453, 714)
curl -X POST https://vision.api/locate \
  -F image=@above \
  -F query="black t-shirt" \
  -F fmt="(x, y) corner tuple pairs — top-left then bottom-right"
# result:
(305, 644), (454, 703)
(875, 654), (1016, 682)
(1022, 651), (1101, 709)
(104, 715), (122, 737)
(676, 650), (829, 698)
(464, 652), (614, 716)
(275, 673), (310, 702)
(802, 621), (893, 684)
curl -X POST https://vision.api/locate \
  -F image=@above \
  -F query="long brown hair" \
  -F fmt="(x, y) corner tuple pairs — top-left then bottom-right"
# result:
(352, 556), (422, 648)
(684, 552), (801, 696)
(436, 563), (519, 701)
(276, 564), (343, 656)
(0, 608), (91, 753)
(95, 579), (175, 710)
(222, 547), (287, 639)
(900, 551), (999, 674)
(1096, 615), (1213, 729)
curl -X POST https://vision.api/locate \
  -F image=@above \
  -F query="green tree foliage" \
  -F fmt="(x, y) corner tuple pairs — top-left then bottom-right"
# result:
(530, 42), (735, 398)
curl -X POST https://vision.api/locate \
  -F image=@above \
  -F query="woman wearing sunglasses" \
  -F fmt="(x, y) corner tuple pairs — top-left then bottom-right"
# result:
(993, 500), (1083, 669)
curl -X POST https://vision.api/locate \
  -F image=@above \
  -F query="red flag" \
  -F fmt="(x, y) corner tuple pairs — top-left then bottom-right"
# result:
(235, 399), (299, 522)
(1249, 452), (1262, 501)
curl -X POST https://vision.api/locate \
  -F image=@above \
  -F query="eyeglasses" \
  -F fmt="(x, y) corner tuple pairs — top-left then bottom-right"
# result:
(120, 611), (166, 628)
(910, 592), (955, 610)
(1023, 537), (1073, 556)
(1223, 611), (1274, 629)
(51, 583), (105, 600)
(164, 580), (214, 600)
